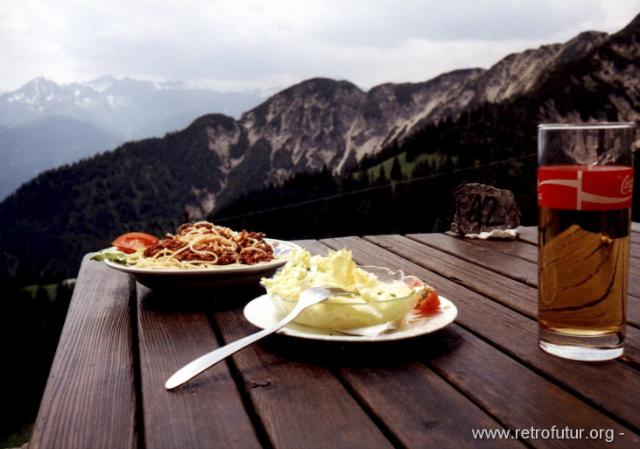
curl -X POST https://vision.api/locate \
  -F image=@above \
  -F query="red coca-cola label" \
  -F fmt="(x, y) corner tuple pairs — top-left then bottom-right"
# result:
(538, 165), (633, 210)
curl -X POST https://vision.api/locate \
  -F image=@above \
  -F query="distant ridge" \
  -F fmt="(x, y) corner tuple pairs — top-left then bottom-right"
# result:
(0, 76), (263, 198)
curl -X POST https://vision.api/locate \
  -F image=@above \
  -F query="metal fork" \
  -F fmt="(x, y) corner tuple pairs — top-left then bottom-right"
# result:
(165, 286), (351, 390)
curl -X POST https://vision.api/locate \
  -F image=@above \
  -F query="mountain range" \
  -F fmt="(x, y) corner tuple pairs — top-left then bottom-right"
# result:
(1, 13), (639, 282)
(0, 76), (263, 198)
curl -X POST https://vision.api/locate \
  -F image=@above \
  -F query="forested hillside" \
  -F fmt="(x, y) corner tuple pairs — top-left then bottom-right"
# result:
(0, 114), (233, 284)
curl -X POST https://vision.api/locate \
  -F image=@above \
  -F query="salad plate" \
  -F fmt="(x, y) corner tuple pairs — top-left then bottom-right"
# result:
(243, 293), (457, 342)
(98, 239), (301, 289)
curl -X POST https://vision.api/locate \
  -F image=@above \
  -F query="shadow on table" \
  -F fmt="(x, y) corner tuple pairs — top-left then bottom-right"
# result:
(137, 284), (265, 312)
(260, 327), (464, 367)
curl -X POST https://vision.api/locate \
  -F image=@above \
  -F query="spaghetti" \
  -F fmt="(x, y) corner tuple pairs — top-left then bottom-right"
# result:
(125, 221), (275, 269)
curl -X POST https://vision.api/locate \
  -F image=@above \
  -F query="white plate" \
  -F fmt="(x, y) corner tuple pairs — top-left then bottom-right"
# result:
(243, 294), (457, 342)
(102, 238), (300, 289)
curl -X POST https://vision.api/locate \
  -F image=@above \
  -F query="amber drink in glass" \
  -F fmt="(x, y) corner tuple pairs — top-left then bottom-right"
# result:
(537, 123), (635, 361)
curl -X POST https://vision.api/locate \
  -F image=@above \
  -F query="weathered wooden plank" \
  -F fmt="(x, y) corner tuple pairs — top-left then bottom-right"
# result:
(338, 361), (526, 449)
(212, 281), (396, 449)
(426, 325), (640, 449)
(291, 239), (329, 256)
(629, 258), (640, 281)
(449, 231), (538, 263)
(516, 226), (538, 245)
(29, 257), (137, 449)
(623, 327), (640, 368)
(295, 240), (522, 449)
(409, 232), (538, 286)
(408, 233), (640, 329)
(136, 285), (262, 449)
(626, 239), (639, 260)
(323, 236), (640, 436)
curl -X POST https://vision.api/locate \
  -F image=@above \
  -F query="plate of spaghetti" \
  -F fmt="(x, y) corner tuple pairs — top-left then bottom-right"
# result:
(92, 221), (300, 289)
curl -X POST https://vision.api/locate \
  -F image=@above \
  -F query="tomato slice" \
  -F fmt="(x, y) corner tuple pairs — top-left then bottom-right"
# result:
(112, 232), (158, 254)
(415, 289), (440, 315)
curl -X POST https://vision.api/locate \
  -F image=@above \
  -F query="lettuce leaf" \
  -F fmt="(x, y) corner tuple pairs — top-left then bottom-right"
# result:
(91, 248), (128, 265)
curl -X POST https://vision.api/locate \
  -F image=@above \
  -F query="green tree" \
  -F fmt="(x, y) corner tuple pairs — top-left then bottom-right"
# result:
(390, 157), (402, 181)
(374, 166), (386, 186)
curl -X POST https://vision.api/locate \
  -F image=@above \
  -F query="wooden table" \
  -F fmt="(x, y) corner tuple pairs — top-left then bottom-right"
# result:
(28, 226), (640, 449)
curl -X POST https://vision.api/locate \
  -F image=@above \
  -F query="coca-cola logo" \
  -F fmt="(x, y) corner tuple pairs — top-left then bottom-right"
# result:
(621, 175), (633, 195)
(538, 165), (634, 211)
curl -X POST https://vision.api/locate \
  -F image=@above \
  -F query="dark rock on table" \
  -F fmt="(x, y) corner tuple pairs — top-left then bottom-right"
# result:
(450, 183), (521, 235)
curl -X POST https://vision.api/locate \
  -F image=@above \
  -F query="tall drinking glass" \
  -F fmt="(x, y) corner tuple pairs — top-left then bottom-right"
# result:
(537, 123), (635, 361)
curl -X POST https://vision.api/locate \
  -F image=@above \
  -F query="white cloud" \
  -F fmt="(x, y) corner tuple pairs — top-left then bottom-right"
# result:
(0, 0), (638, 92)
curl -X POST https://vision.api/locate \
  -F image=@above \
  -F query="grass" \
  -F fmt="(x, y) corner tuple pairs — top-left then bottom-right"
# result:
(19, 279), (75, 302)
(353, 151), (458, 181)
(0, 423), (32, 449)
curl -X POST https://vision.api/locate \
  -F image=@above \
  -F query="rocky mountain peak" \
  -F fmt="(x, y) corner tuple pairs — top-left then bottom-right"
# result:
(190, 113), (246, 174)
(241, 78), (364, 128)
(618, 12), (640, 36)
(24, 76), (58, 89)
(238, 78), (366, 174)
(209, 27), (615, 212)
(554, 31), (609, 66)
(83, 75), (118, 92)
(9, 77), (61, 104)
(470, 43), (564, 104)
(187, 113), (237, 132)
(280, 77), (362, 97)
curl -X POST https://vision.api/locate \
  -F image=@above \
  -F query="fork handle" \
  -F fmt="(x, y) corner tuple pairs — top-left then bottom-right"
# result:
(165, 326), (277, 389)
(164, 306), (304, 390)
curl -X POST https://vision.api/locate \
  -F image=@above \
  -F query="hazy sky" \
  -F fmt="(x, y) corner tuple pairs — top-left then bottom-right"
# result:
(2, 0), (639, 93)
